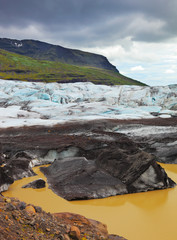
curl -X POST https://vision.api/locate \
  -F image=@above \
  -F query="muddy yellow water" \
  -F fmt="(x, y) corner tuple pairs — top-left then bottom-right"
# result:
(3, 163), (177, 240)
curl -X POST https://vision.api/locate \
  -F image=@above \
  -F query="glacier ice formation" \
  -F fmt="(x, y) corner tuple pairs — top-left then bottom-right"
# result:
(0, 79), (176, 128)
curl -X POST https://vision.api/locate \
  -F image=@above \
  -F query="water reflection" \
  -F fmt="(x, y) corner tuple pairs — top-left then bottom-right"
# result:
(72, 195), (127, 207)
(127, 189), (171, 210)
(71, 187), (171, 211)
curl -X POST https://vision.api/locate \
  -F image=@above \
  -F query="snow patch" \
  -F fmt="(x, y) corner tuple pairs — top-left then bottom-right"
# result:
(14, 42), (23, 48)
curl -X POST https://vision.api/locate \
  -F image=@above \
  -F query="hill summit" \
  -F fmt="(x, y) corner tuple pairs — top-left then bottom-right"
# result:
(0, 38), (118, 72)
(0, 38), (145, 85)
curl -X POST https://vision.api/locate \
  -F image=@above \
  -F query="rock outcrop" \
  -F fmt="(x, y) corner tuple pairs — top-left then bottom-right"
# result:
(0, 119), (176, 197)
(41, 157), (128, 200)
(96, 148), (175, 192)
(2, 159), (36, 181)
(22, 178), (46, 189)
(54, 212), (126, 240)
(0, 168), (14, 192)
(41, 147), (175, 200)
(0, 195), (126, 239)
(0, 158), (36, 193)
(115, 120), (177, 164)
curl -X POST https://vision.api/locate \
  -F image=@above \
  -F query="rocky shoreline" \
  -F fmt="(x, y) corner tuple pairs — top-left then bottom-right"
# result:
(0, 195), (126, 239)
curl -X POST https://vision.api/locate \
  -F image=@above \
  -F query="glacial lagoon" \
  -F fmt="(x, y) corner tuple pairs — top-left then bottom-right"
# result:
(3, 163), (177, 240)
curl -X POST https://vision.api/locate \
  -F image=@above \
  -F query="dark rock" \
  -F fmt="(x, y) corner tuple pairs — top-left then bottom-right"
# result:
(13, 151), (33, 160)
(150, 112), (160, 116)
(0, 144), (4, 165)
(41, 157), (127, 200)
(4, 150), (47, 165)
(0, 158), (36, 192)
(41, 151), (175, 200)
(97, 148), (175, 193)
(96, 148), (155, 184)
(0, 118), (176, 164)
(109, 235), (127, 240)
(115, 124), (177, 164)
(22, 179), (46, 189)
(34, 206), (42, 213)
(3, 158), (36, 180)
(17, 201), (27, 210)
(0, 167), (14, 192)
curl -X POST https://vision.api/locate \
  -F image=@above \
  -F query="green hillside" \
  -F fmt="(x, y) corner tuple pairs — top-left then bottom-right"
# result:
(0, 49), (145, 85)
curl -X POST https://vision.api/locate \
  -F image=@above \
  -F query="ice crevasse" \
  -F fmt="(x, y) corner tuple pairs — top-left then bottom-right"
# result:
(0, 80), (176, 127)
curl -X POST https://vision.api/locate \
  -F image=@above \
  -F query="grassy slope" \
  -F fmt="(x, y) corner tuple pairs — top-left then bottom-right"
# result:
(0, 49), (145, 85)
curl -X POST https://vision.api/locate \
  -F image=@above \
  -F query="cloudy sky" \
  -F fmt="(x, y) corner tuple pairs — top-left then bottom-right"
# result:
(0, 0), (177, 86)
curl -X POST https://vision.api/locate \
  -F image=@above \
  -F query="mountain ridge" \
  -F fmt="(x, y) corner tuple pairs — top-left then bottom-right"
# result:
(0, 38), (118, 72)
(0, 48), (145, 85)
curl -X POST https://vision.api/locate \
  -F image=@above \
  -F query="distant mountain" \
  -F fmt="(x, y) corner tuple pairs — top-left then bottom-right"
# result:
(0, 38), (118, 72)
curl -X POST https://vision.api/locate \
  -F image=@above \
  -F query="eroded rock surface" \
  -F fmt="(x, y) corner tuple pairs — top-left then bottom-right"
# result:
(115, 120), (177, 163)
(0, 118), (176, 164)
(0, 118), (176, 198)
(41, 148), (175, 200)
(22, 178), (46, 189)
(2, 159), (36, 181)
(41, 157), (128, 200)
(0, 158), (36, 193)
(0, 168), (14, 192)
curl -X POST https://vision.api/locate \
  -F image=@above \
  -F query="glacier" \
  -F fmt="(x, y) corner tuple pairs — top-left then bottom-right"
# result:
(0, 79), (176, 128)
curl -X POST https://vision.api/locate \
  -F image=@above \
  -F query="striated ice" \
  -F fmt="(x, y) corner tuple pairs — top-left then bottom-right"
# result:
(0, 79), (176, 128)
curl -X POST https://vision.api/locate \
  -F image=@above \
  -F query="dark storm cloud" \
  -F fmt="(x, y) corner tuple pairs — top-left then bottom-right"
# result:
(0, 0), (177, 47)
